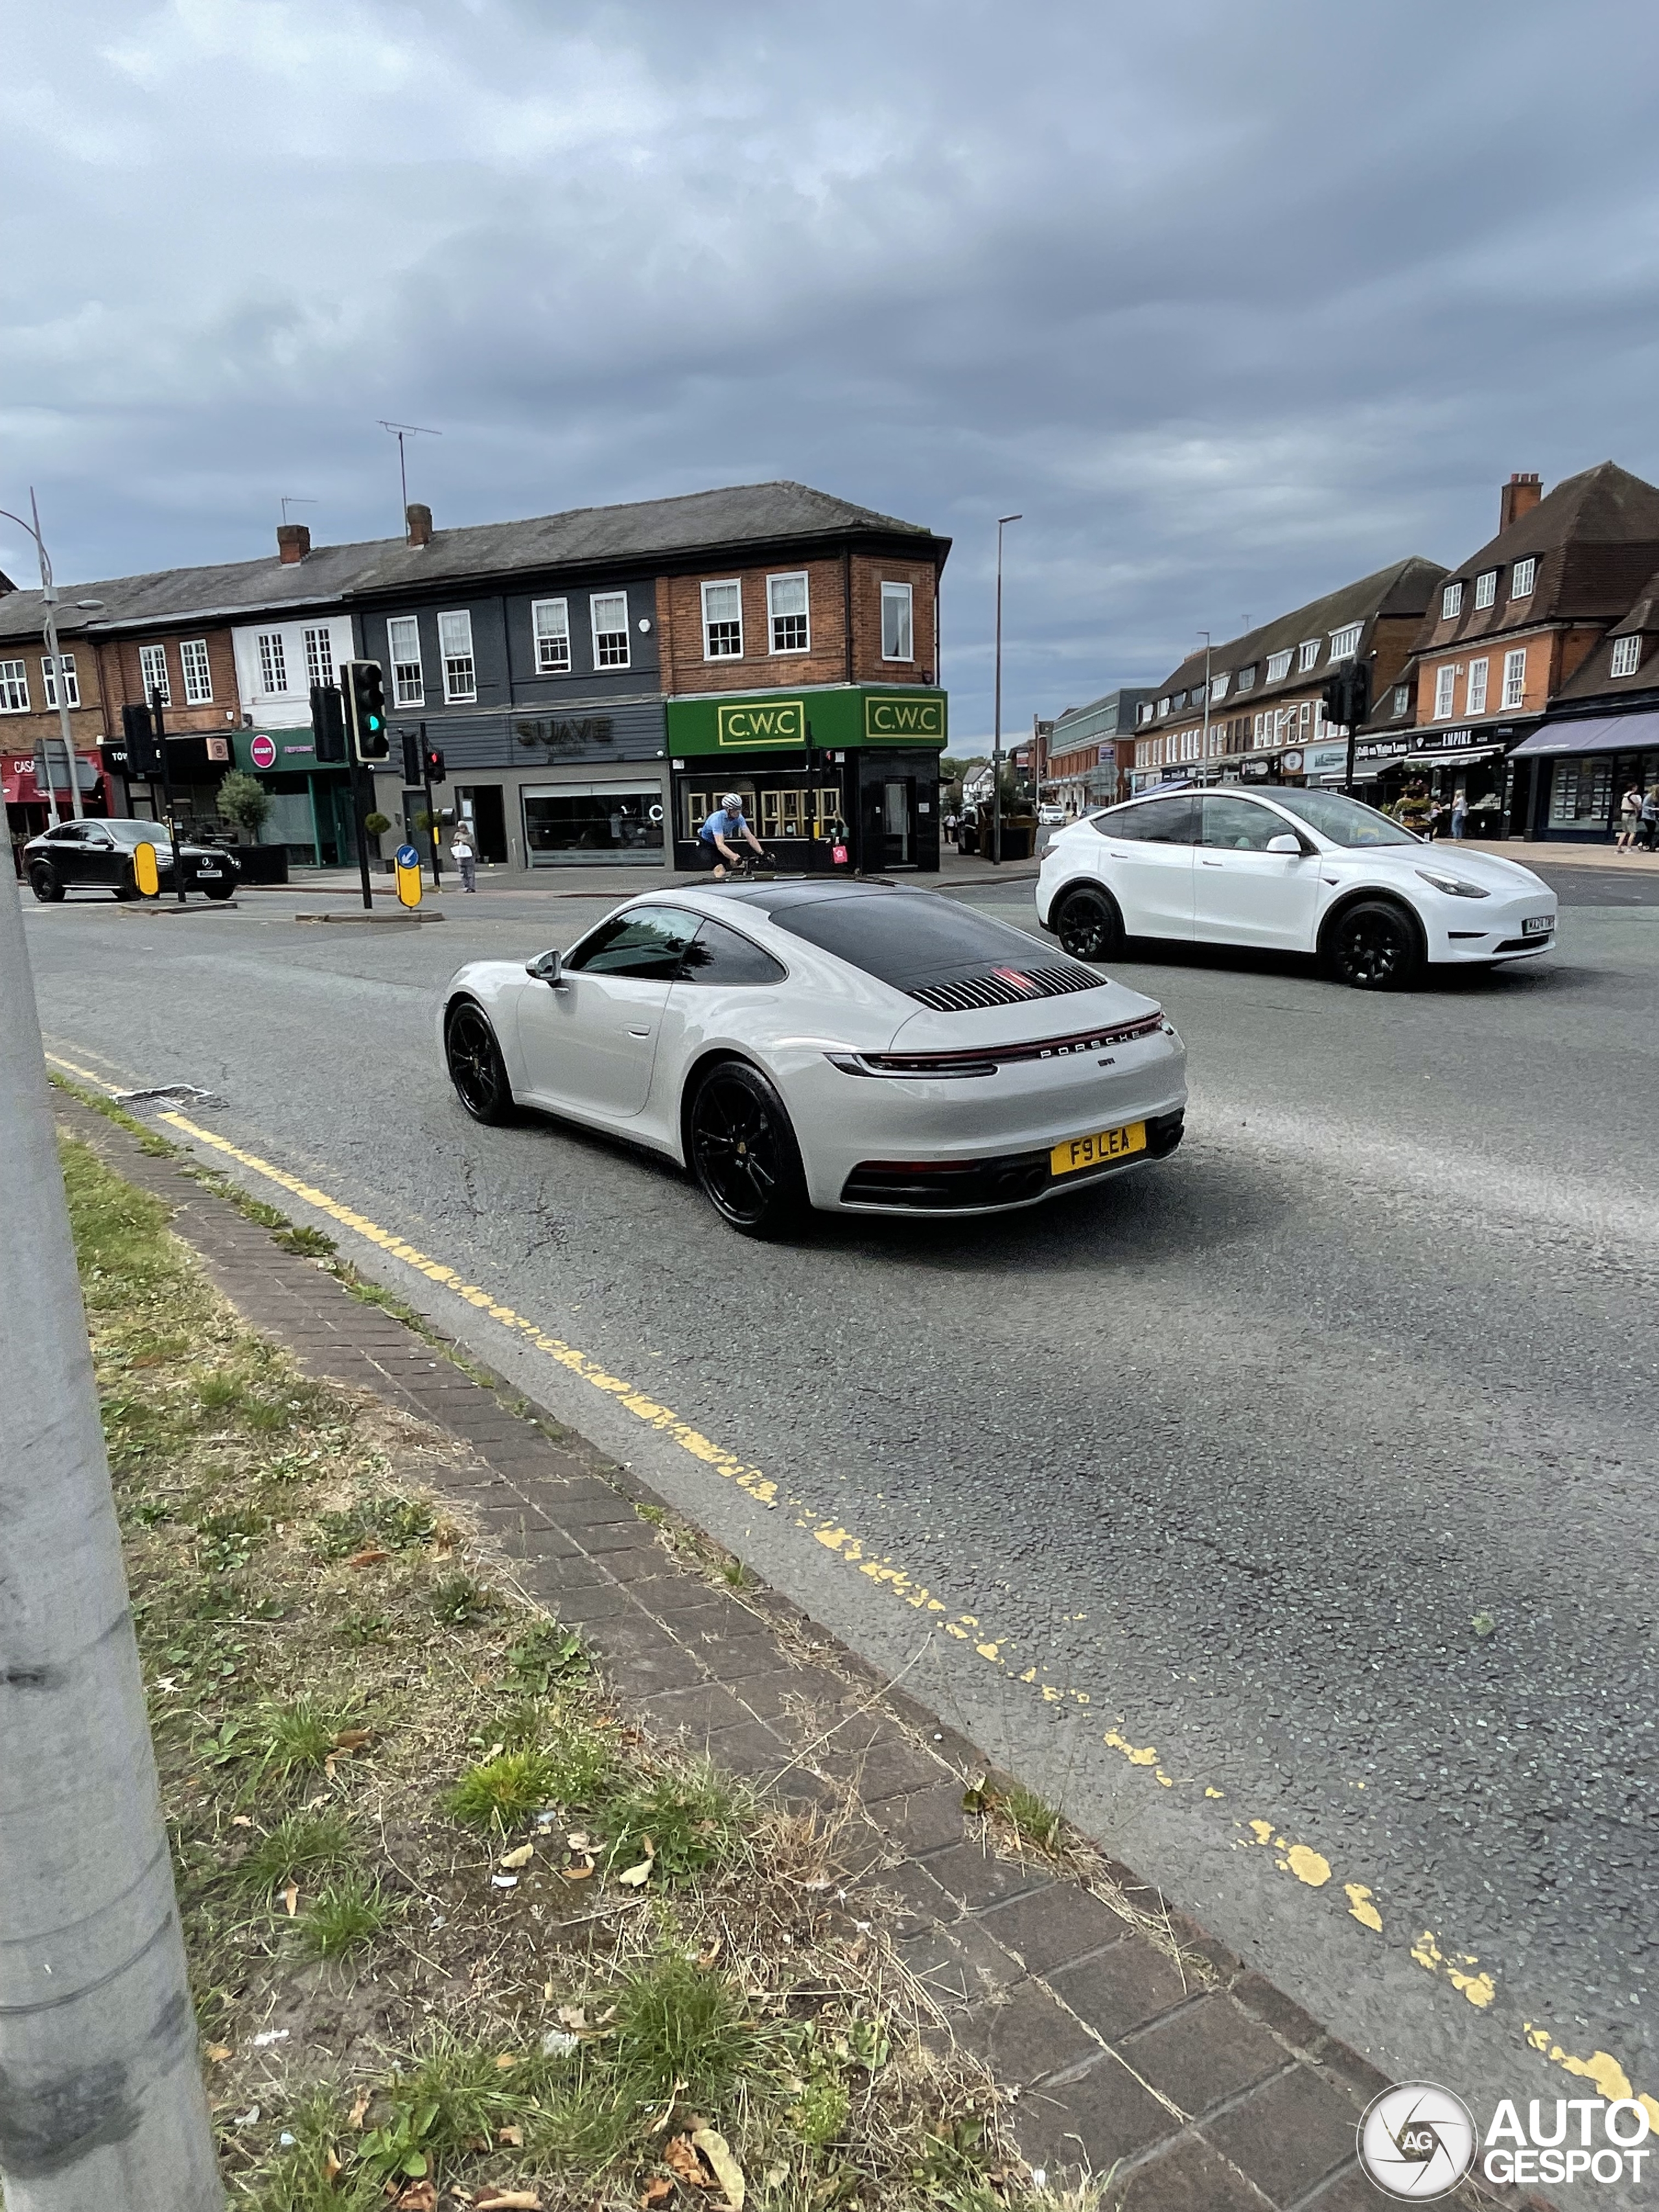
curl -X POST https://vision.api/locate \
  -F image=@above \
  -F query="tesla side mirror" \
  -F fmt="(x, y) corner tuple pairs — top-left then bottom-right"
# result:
(1266, 833), (1304, 855)
(525, 949), (564, 986)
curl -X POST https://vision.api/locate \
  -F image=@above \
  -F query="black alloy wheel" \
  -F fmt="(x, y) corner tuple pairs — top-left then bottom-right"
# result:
(203, 881), (235, 902)
(1326, 899), (1421, 990)
(29, 864), (64, 903)
(1053, 885), (1123, 963)
(689, 1060), (807, 1238)
(445, 1001), (515, 1124)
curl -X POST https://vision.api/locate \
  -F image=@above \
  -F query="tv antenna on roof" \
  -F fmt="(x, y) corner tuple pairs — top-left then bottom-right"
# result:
(280, 495), (318, 526)
(379, 421), (441, 526)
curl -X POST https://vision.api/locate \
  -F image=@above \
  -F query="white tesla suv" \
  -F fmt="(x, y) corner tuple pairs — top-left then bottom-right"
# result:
(1037, 787), (1557, 988)
(439, 881), (1187, 1235)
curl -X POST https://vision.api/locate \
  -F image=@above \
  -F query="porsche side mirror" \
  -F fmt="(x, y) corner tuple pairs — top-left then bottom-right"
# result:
(1266, 833), (1305, 855)
(525, 949), (564, 986)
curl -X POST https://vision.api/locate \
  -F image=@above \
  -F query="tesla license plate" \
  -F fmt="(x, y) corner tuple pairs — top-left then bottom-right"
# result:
(1522, 914), (1551, 936)
(1051, 1121), (1146, 1177)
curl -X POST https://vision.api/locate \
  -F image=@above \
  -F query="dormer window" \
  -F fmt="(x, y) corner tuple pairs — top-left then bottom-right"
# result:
(1474, 570), (1497, 609)
(1612, 633), (1643, 678)
(1328, 623), (1362, 660)
(1210, 671), (1228, 701)
(1236, 664), (1256, 692)
(1442, 581), (1463, 621)
(1266, 649), (1292, 682)
(1393, 684), (1410, 718)
(1511, 557), (1537, 599)
(1297, 639), (1319, 672)
(1157, 697), (1170, 718)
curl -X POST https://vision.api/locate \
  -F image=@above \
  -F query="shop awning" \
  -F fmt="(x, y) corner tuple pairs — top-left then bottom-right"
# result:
(1509, 712), (1659, 759)
(1403, 745), (1506, 767)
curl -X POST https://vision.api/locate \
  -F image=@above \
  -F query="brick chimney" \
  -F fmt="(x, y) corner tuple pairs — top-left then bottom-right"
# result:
(1500, 472), (1542, 531)
(277, 522), (311, 564)
(406, 502), (432, 548)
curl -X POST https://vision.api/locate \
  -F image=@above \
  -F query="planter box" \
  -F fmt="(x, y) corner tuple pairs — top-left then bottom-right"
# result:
(235, 845), (289, 885)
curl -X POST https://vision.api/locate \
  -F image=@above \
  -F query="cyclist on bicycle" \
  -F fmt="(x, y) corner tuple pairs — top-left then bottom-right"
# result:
(697, 793), (766, 878)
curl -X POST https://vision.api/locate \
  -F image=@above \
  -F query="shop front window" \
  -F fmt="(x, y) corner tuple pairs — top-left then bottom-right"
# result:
(1548, 758), (1612, 830)
(522, 784), (664, 865)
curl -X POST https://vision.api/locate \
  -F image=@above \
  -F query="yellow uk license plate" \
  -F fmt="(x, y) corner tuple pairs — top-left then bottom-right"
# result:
(1050, 1121), (1146, 1177)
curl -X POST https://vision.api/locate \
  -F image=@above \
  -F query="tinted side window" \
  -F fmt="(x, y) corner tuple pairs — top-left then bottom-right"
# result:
(1093, 796), (1197, 844)
(568, 907), (701, 979)
(679, 918), (787, 986)
(1201, 795), (1284, 850)
(47, 824), (85, 843)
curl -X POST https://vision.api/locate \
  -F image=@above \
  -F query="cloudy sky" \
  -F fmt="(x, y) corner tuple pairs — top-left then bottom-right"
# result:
(5, 0), (1658, 737)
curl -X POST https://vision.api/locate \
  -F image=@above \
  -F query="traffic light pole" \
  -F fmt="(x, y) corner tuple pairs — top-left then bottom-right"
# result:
(151, 688), (186, 903)
(420, 722), (441, 889)
(352, 760), (374, 911)
(0, 833), (223, 2209)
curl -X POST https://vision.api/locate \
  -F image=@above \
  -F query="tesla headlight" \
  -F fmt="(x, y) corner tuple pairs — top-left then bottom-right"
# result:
(1415, 868), (1489, 899)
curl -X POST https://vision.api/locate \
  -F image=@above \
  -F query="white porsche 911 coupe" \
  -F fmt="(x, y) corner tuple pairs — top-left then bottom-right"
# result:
(1037, 785), (1558, 988)
(439, 882), (1187, 1235)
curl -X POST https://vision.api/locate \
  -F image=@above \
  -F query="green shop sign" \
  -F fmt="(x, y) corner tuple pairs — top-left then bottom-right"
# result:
(667, 686), (947, 757)
(235, 728), (321, 773)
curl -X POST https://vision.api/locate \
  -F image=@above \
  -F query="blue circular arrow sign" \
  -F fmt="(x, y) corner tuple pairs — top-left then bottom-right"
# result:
(395, 843), (420, 868)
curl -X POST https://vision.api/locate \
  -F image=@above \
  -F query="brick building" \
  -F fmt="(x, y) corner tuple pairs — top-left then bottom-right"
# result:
(1131, 558), (1445, 793)
(1045, 691), (1150, 814)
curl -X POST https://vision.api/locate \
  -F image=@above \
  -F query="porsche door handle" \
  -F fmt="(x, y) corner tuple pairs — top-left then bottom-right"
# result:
(628, 1025), (653, 1038)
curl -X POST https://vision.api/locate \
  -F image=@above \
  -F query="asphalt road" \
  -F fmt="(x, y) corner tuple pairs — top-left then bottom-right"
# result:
(21, 862), (1658, 2171)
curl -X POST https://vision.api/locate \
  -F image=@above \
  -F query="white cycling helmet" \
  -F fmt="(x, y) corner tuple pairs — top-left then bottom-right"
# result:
(721, 792), (744, 809)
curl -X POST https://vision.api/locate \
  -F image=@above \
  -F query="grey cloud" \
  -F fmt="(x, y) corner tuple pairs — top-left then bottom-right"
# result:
(4, 0), (1659, 729)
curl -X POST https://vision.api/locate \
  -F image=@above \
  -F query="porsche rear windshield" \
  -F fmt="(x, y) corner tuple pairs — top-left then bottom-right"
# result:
(1264, 791), (1418, 846)
(770, 893), (1056, 990)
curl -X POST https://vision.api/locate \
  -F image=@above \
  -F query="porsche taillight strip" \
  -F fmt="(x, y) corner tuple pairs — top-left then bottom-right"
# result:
(828, 1009), (1166, 1078)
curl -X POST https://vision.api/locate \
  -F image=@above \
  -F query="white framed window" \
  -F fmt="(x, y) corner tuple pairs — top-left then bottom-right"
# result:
(1236, 664), (1255, 692)
(255, 634), (287, 697)
(1511, 557), (1536, 599)
(1328, 623), (1362, 660)
(1253, 712), (1264, 743)
(1297, 639), (1320, 672)
(1210, 671), (1228, 701)
(1434, 664), (1457, 719)
(387, 615), (424, 706)
(1157, 696), (1170, 719)
(1393, 684), (1411, 717)
(881, 580), (914, 662)
(40, 653), (80, 709)
(701, 579), (743, 660)
(140, 641), (172, 705)
(1466, 658), (1489, 714)
(1502, 646), (1527, 708)
(439, 610), (476, 702)
(591, 592), (629, 669)
(768, 572), (809, 653)
(1441, 582), (1463, 622)
(1611, 633), (1643, 678)
(303, 626), (333, 689)
(1474, 570), (1497, 609)
(532, 598), (570, 673)
(181, 638), (213, 704)
(0, 658), (29, 712)
(1266, 649), (1292, 682)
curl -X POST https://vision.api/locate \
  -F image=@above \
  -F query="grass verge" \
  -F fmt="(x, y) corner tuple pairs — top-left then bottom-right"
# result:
(62, 1125), (1062, 2212)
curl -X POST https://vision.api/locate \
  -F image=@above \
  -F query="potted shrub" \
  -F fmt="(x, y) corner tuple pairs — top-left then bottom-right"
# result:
(215, 769), (288, 884)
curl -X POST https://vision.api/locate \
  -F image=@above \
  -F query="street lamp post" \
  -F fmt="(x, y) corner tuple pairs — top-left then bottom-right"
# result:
(992, 513), (1022, 865)
(1200, 631), (1212, 780)
(1, 492), (104, 827)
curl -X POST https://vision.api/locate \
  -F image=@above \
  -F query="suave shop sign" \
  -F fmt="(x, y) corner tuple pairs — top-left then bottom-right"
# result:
(717, 698), (806, 749)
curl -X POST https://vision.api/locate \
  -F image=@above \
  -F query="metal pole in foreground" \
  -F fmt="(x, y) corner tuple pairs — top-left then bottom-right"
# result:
(0, 886), (222, 2207)
(152, 688), (186, 903)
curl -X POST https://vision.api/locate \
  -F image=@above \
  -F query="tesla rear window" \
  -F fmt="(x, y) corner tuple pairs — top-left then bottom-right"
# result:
(770, 894), (1058, 992)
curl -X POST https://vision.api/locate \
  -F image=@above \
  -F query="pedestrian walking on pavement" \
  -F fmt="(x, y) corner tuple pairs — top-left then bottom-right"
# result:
(1617, 784), (1643, 851)
(1641, 786), (1659, 852)
(452, 826), (477, 891)
(1451, 788), (1469, 840)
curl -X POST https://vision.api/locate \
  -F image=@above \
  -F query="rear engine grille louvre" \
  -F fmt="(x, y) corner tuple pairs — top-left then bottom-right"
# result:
(909, 961), (1104, 1012)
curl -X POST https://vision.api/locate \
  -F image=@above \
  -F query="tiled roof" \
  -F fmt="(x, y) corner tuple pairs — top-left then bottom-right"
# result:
(1148, 557), (1446, 709)
(0, 482), (944, 642)
(1413, 461), (1659, 657)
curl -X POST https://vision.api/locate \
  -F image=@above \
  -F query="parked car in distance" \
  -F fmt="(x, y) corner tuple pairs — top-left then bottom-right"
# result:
(1036, 786), (1557, 989)
(24, 819), (240, 902)
(1038, 804), (1067, 824)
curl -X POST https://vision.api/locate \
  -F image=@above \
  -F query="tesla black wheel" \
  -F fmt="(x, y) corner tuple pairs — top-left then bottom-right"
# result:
(29, 865), (64, 903)
(1325, 899), (1421, 990)
(688, 1060), (808, 1238)
(445, 1001), (515, 1124)
(1052, 885), (1123, 962)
